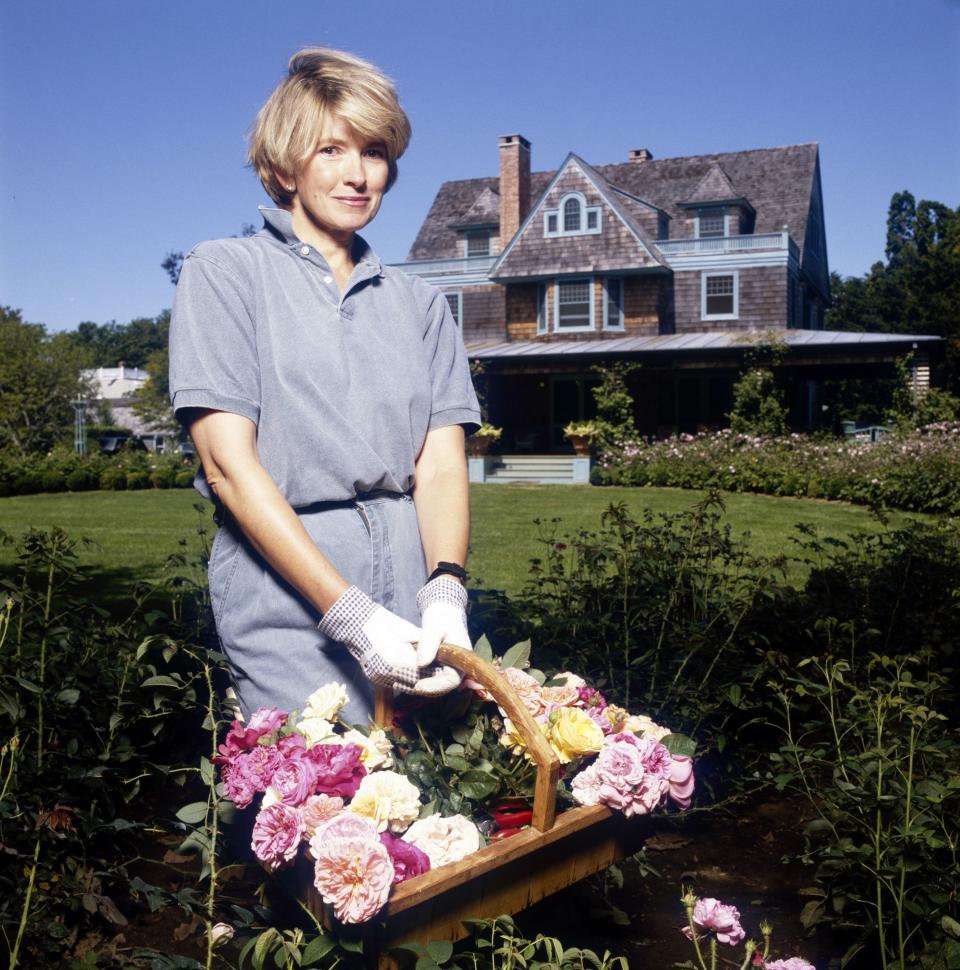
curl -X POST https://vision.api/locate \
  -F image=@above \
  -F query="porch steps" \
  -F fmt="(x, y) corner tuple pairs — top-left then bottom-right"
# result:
(483, 455), (589, 485)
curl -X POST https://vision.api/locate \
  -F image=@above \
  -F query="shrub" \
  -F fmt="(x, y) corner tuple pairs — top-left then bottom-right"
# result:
(125, 469), (151, 490)
(99, 465), (127, 490)
(728, 367), (789, 437)
(175, 468), (197, 488)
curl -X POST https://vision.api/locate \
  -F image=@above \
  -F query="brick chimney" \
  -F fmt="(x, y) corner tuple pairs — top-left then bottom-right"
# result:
(628, 148), (654, 163)
(499, 134), (531, 245)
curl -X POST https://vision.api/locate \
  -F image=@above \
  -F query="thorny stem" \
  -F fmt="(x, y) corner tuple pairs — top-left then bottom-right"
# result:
(683, 891), (709, 970)
(0, 737), (20, 803)
(36, 552), (57, 772)
(203, 659), (220, 970)
(9, 834), (41, 970)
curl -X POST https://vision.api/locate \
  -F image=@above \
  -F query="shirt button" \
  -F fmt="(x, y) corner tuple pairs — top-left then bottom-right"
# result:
(300, 245), (310, 256)
(324, 275), (333, 285)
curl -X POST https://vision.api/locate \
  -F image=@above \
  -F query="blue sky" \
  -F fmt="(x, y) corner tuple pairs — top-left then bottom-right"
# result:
(1, 0), (957, 333)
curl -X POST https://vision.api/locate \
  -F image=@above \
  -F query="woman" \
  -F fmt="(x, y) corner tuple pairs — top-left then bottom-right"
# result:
(169, 48), (480, 724)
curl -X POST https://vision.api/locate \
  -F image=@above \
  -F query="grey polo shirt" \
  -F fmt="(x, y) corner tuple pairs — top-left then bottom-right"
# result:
(169, 207), (481, 507)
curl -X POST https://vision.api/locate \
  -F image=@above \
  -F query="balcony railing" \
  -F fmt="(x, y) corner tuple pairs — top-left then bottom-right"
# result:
(654, 232), (798, 258)
(390, 255), (498, 277)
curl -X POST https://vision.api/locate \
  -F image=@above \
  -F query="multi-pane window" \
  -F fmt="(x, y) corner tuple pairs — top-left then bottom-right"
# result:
(445, 291), (462, 326)
(466, 231), (490, 256)
(536, 284), (548, 334)
(698, 208), (725, 238)
(703, 273), (736, 317)
(563, 198), (581, 232)
(604, 278), (624, 330)
(556, 279), (592, 329)
(546, 213), (558, 234)
(586, 209), (598, 230)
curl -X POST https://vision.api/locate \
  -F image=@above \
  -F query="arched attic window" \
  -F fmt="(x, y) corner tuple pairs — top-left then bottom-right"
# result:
(544, 192), (602, 237)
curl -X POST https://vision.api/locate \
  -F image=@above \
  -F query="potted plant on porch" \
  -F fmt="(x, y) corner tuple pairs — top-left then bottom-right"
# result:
(563, 420), (597, 456)
(467, 422), (502, 457)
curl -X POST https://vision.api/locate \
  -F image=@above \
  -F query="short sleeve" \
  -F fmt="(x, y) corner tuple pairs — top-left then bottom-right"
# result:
(420, 284), (481, 434)
(168, 249), (261, 426)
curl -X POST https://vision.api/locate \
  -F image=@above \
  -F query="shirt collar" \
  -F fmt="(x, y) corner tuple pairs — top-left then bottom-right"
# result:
(259, 206), (383, 277)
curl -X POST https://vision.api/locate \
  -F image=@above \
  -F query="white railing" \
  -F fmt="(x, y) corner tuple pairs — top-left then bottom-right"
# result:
(390, 255), (498, 276)
(654, 232), (797, 257)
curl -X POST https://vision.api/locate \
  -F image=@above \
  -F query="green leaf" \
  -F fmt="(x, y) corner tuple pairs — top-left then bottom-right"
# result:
(457, 770), (498, 800)
(942, 915), (960, 939)
(427, 941), (454, 964)
(254, 928), (282, 970)
(199, 757), (214, 786)
(175, 801), (209, 825)
(660, 733), (696, 759)
(502, 640), (531, 670)
(217, 800), (237, 824)
(474, 635), (493, 662)
(302, 934), (336, 965)
(141, 674), (181, 688)
(56, 687), (80, 705)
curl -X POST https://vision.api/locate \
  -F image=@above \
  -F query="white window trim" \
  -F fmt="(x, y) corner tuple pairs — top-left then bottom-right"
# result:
(701, 270), (739, 321)
(536, 283), (548, 335)
(602, 277), (625, 331)
(543, 192), (603, 238)
(444, 290), (463, 326)
(554, 277), (595, 333)
(465, 230), (491, 256)
(694, 206), (729, 240)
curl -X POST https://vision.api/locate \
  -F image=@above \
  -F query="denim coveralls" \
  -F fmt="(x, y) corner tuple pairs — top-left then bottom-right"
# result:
(168, 208), (480, 723)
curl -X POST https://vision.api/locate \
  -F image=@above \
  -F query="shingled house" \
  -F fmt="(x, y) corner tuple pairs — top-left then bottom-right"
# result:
(393, 135), (938, 455)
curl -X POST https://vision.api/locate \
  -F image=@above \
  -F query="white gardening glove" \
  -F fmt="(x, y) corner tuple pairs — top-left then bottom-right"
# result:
(318, 586), (421, 692)
(415, 575), (471, 666)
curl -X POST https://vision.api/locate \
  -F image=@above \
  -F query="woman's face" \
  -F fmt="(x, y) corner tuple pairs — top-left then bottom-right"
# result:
(284, 113), (390, 248)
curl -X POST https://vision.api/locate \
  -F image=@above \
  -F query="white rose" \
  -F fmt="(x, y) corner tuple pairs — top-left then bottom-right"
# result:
(261, 787), (279, 809)
(302, 682), (349, 722)
(297, 716), (341, 746)
(348, 770), (421, 833)
(402, 814), (480, 868)
(551, 671), (587, 690)
(625, 713), (671, 741)
(342, 728), (394, 770)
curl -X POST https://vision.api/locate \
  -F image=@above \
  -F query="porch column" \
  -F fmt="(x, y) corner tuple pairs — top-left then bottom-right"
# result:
(911, 349), (930, 401)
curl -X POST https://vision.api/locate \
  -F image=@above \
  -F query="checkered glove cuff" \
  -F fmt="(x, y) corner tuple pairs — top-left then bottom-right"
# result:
(318, 586), (419, 691)
(416, 575), (468, 614)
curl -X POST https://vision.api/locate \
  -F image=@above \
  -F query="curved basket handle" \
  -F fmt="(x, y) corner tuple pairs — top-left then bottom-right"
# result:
(375, 644), (561, 832)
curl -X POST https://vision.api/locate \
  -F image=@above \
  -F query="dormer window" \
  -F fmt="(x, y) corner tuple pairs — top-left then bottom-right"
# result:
(465, 230), (491, 256)
(544, 193), (602, 238)
(696, 207), (726, 238)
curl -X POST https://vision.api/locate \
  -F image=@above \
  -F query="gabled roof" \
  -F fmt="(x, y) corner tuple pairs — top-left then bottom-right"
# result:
(406, 143), (819, 261)
(678, 163), (751, 209)
(489, 154), (665, 280)
(451, 186), (500, 228)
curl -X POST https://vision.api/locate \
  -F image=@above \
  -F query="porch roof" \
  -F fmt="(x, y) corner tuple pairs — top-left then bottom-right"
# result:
(464, 329), (943, 360)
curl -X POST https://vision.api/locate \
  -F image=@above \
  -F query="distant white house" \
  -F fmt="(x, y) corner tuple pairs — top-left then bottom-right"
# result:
(81, 363), (168, 450)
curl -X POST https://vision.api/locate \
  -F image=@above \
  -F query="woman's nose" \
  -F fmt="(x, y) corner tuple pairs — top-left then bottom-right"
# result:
(341, 151), (366, 188)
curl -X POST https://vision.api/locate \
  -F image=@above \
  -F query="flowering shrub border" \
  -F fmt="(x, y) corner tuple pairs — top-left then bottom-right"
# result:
(593, 423), (960, 515)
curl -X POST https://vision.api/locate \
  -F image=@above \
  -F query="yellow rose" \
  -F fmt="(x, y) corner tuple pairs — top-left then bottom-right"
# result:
(302, 682), (349, 722)
(342, 728), (394, 770)
(348, 770), (421, 833)
(544, 707), (604, 764)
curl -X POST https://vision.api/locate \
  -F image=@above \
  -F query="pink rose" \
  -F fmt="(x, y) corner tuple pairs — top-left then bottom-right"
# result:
(251, 803), (304, 873)
(380, 831), (431, 884)
(576, 686), (607, 711)
(270, 755), (318, 806)
(311, 837), (394, 923)
(214, 707), (287, 761)
(589, 733), (671, 817)
(571, 762), (602, 806)
(299, 794), (344, 838)
(307, 743), (366, 799)
(221, 745), (283, 808)
(668, 755), (695, 809)
(764, 960), (815, 970)
(309, 812), (380, 859)
(681, 897), (746, 946)
(277, 732), (308, 757)
(502, 667), (546, 716)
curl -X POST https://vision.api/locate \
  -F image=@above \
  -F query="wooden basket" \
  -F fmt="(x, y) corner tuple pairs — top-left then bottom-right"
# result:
(304, 644), (651, 965)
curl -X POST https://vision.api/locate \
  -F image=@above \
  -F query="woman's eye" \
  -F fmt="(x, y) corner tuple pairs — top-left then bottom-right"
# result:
(318, 146), (339, 156)
(365, 147), (386, 159)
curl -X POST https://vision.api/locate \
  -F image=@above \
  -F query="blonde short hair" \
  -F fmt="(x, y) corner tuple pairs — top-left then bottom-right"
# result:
(248, 47), (412, 206)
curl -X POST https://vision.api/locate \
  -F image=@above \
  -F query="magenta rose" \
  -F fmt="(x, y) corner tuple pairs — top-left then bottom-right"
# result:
(307, 743), (366, 799)
(251, 802), (304, 873)
(215, 708), (287, 761)
(221, 745), (283, 808)
(277, 732), (308, 757)
(681, 897), (746, 946)
(577, 686), (607, 711)
(380, 831), (431, 884)
(270, 754), (318, 805)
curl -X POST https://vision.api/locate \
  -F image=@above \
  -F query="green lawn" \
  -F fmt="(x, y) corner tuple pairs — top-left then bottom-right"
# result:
(0, 486), (919, 605)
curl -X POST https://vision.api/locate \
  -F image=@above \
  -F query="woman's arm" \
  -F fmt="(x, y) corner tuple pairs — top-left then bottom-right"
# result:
(186, 408), (349, 613)
(412, 424), (470, 576)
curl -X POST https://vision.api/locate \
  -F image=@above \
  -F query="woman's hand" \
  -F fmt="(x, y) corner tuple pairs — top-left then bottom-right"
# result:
(415, 574), (470, 666)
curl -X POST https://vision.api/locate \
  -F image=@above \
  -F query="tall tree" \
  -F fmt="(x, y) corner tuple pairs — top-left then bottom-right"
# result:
(0, 307), (93, 454)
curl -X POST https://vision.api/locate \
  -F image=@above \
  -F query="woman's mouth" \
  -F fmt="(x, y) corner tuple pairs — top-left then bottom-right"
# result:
(334, 196), (369, 208)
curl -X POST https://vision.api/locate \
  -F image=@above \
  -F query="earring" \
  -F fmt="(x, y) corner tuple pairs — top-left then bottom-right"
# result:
(286, 184), (295, 191)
